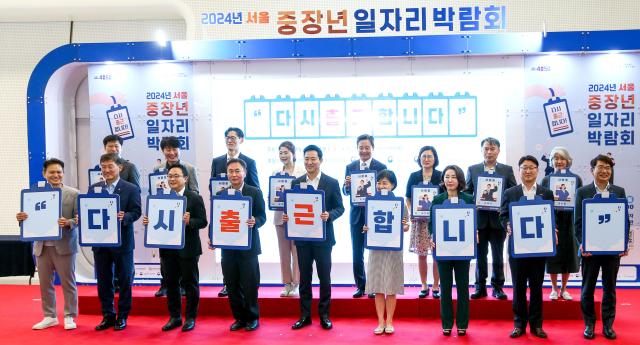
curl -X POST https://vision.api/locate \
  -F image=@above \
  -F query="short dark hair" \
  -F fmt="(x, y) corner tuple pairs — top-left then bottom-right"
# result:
(225, 127), (245, 138)
(103, 134), (123, 147)
(356, 134), (375, 148)
(43, 158), (64, 171)
(100, 153), (120, 164)
(518, 155), (539, 167)
(416, 145), (440, 168)
(376, 169), (398, 191)
(160, 136), (181, 150)
(480, 137), (501, 148)
(167, 163), (189, 178)
(279, 141), (296, 162)
(303, 145), (323, 160)
(440, 165), (466, 192)
(590, 154), (615, 169)
(226, 158), (247, 172)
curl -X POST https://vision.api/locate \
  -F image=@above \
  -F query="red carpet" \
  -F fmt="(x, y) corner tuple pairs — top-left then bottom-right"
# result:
(1, 285), (638, 344)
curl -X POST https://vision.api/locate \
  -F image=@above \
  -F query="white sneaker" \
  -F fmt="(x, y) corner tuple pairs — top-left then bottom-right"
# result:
(64, 317), (77, 330)
(549, 290), (559, 300)
(32, 317), (59, 330)
(280, 283), (292, 297)
(561, 291), (573, 300)
(289, 283), (299, 297)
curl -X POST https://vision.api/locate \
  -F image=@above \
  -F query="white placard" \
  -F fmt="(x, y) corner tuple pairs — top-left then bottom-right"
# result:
(475, 175), (504, 210)
(144, 196), (186, 249)
(285, 191), (325, 240)
(78, 195), (120, 247)
(584, 200), (627, 254)
(210, 198), (251, 249)
(350, 171), (376, 205)
(510, 201), (556, 257)
(21, 190), (61, 240)
(432, 204), (476, 260)
(365, 198), (403, 250)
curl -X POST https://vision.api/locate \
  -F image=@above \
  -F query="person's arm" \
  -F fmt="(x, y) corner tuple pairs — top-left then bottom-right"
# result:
(505, 166), (518, 189)
(252, 188), (267, 229)
(464, 166), (474, 194)
(341, 165), (351, 196)
(187, 194), (208, 230)
(328, 179), (345, 221)
(247, 159), (260, 188)
(129, 162), (142, 188)
(188, 166), (200, 194)
(574, 188), (584, 244)
(122, 185), (142, 226)
(498, 190), (510, 231)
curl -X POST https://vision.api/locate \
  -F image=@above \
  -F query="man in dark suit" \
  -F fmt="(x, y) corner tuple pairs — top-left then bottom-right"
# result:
(103, 135), (141, 188)
(90, 153), (141, 331)
(574, 154), (628, 340)
(342, 134), (386, 298)
(465, 137), (517, 300)
(221, 158), (266, 332)
(143, 164), (208, 332)
(287, 145), (345, 330)
(500, 155), (553, 339)
(210, 127), (260, 297)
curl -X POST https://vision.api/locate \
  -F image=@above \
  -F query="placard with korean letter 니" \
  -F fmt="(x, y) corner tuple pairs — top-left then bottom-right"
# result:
(269, 173), (295, 211)
(582, 194), (629, 255)
(350, 170), (376, 206)
(20, 184), (62, 241)
(148, 171), (170, 195)
(210, 190), (252, 250)
(432, 199), (477, 260)
(475, 173), (504, 211)
(284, 184), (325, 241)
(411, 184), (439, 219)
(78, 190), (121, 247)
(364, 192), (404, 251)
(548, 170), (578, 211)
(509, 198), (556, 258)
(144, 192), (186, 249)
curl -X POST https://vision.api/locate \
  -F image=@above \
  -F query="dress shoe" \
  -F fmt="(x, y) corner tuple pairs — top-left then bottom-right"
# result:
(352, 289), (364, 298)
(320, 317), (333, 330)
(218, 286), (228, 297)
(470, 288), (487, 299)
(182, 318), (195, 332)
(155, 287), (167, 297)
(442, 329), (452, 336)
(245, 319), (259, 331)
(230, 320), (246, 331)
(583, 324), (595, 339)
(367, 293), (376, 298)
(532, 328), (548, 338)
(492, 288), (508, 300)
(95, 316), (116, 331)
(418, 288), (430, 298)
(162, 318), (182, 331)
(510, 327), (525, 338)
(457, 329), (467, 336)
(292, 317), (311, 330)
(432, 290), (441, 299)
(114, 318), (127, 331)
(603, 327), (617, 340)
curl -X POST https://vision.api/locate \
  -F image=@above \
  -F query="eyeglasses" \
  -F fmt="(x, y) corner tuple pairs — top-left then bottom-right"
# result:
(225, 136), (239, 142)
(167, 174), (184, 179)
(519, 166), (538, 171)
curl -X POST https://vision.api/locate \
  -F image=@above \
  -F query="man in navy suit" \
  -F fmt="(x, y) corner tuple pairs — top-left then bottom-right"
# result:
(90, 153), (141, 331)
(342, 134), (386, 298)
(287, 145), (345, 330)
(465, 137), (517, 300)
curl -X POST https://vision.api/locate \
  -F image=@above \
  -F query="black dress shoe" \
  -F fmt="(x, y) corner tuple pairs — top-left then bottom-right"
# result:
(180, 287), (186, 296)
(320, 318), (333, 330)
(418, 288), (430, 298)
(367, 293), (376, 298)
(162, 317), (182, 331)
(510, 327), (525, 338)
(114, 318), (127, 331)
(218, 286), (228, 297)
(95, 316), (116, 331)
(432, 290), (441, 299)
(245, 319), (259, 331)
(603, 327), (617, 340)
(470, 288), (487, 299)
(230, 320), (246, 331)
(352, 289), (364, 298)
(532, 328), (548, 338)
(182, 318), (195, 332)
(155, 287), (167, 297)
(292, 317), (311, 330)
(583, 324), (595, 339)
(492, 288), (508, 300)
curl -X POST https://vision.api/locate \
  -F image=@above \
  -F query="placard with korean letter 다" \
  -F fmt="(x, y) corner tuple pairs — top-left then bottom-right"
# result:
(582, 194), (629, 255)
(411, 184), (439, 219)
(269, 173), (295, 211)
(284, 184), (325, 241)
(509, 197), (556, 258)
(364, 191), (404, 251)
(474, 173), (504, 211)
(20, 184), (62, 241)
(78, 188), (121, 247)
(350, 170), (376, 206)
(144, 191), (186, 249)
(432, 199), (477, 260)
(548, 170), (578, 211)
(210, 189), (252, 250)
(209, 175), (231, 198)
(148, 171), (170, 195)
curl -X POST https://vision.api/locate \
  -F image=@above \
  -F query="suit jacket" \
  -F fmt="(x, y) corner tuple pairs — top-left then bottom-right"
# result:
(159, 189), (208, 258)
(220, 184), (266, 257)
(33, 185), (79, 257)
(154, 160), (199, 194)
(342, 158), (387, 224)
(90, 179), (142, 253)
(294, 173), (345, 247)
(119, 159), (141, 188)
(404, 169), (444, 198)
(210, 153), (260, 188)
(465, 162), (517, 229)
(574, 183), (628, 244)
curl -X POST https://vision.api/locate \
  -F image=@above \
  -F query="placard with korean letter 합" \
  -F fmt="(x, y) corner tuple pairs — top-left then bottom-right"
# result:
(20, 184), (62, 241)
(364, 192), (404, 251)
(432, 200), (477, 260)
(210, 190), (252, 250)
(284, 184), (325, 241)
(582, 194), (629, 255)
(269, 173), (295, 211)
(509, 198), (556, 258)
(78, 188), (121, 247)
(144, 192), (186, 249)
